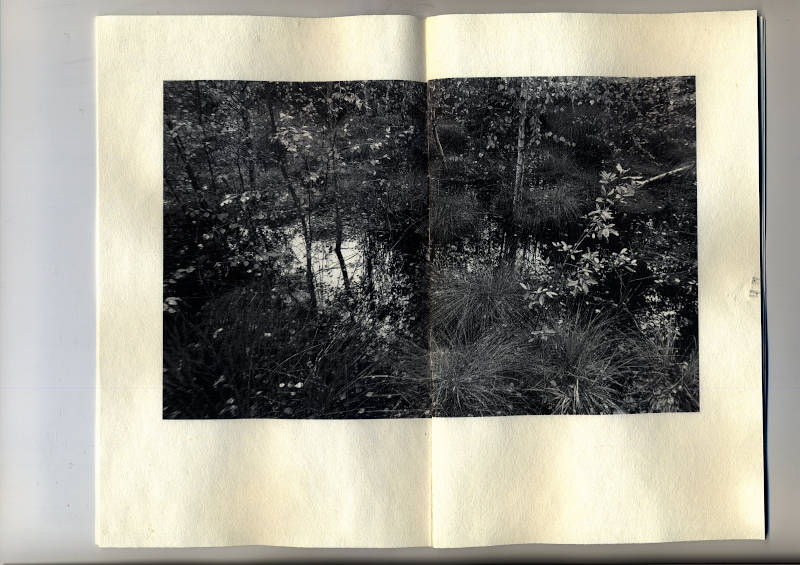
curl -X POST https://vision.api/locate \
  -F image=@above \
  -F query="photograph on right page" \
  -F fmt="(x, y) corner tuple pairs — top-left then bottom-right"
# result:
(428, 76), (698, 416)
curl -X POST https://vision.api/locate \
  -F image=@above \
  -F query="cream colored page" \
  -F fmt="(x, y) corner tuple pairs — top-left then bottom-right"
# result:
(96, 16), (430, 547)
(426, 12), (763, 546)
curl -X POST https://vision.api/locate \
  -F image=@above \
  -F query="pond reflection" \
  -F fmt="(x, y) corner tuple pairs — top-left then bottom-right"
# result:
(289, 232), (363, 294)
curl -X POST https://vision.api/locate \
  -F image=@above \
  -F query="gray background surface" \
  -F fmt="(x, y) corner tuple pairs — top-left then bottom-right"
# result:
(0, 0), (796, 562)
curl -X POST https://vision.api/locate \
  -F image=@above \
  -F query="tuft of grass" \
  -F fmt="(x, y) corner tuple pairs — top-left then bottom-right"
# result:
(323, 336), (431, 419)
(622, 328), (699, 413)
(431, 328), (532, 417)
(431, 265), (532, 341)
(526, 313), (628, 415)
(430, 190), (482, 246)
(515, 184), (584, 236)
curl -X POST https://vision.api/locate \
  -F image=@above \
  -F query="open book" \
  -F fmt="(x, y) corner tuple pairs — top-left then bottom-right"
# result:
(96, 12), (764, 547)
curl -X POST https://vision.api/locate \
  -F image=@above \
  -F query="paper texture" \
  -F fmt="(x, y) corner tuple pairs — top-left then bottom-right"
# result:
(97, 12), (763, 548)
(426, 11), (763, 546)
(95, 15), (430, 547)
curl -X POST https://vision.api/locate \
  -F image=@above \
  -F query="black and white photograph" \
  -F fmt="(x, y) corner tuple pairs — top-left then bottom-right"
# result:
(163, 76), (698, 419)
(163, 80), (431, 418)
(428, 76), (698, 416)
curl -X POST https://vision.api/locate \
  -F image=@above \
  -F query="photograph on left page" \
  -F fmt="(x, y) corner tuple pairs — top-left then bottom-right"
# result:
(162, 80), (431, 419)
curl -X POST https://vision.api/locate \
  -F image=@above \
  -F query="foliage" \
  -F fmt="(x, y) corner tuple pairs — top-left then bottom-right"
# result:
(621, 327), (700, 413)
(428, 75), (698, 416)
(431, 328), (532, 417)
(527, 314), (628, 415)
(431, 265), (532, 342)
(163, 80), (430, 418)
(164, 75), (698, 418)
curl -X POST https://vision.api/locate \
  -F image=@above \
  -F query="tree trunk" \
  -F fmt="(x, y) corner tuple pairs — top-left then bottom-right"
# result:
(325, 88), (351, 295)
(304, 183), (318, 310)
(286, 182), (317, 313)
(303, 223), (317, 310)
(331, 143), (350, 295)
(194, 81), (217, 190)
(235, 160), (246, 192)
(428, 89), (447, 164)
(334, 201), (350, 294)
(364, 233), (375, 300)
(505, 79), (529, 266)
(267, 94), (318, 313)
(638, 164), (694, 187)
(166, 123), (201, 192)
(512, 79), (529, 211)
(238, 84), (256, 189)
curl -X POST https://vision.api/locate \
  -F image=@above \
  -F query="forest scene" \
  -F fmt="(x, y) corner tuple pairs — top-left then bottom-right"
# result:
(163, 80), (430, 418)
(163, 76), (698, 419)
(428, 76), (698, 416)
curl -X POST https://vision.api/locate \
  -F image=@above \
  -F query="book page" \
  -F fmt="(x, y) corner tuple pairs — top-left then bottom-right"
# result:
(426, 11), (763, 546)
(95, 15), (431, 547)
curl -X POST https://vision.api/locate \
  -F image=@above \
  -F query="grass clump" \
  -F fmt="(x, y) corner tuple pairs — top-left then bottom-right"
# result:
(522, 315), (700, 415)
(431, 329), (532, 417)
(622, 328), (699, 413)
(430, 190), (482, 246)
(431, 265), (532, 342)
(527, 313), (628, 415)
(515, 184), (584, 237)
